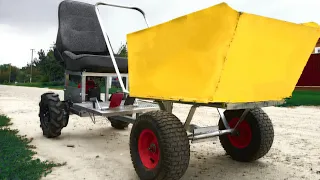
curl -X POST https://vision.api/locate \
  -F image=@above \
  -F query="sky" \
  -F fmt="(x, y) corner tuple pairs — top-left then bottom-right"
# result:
(0, 0), (320, 68)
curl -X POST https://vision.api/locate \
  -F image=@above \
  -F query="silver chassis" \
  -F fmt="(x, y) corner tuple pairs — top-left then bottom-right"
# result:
(64, 70), (129, 102)
(157, 99), (284, 143)
(64, 2), (285, 143)
(64, 70), (160, 121)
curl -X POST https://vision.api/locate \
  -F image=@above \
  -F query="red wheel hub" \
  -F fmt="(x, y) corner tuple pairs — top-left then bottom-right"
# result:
(227, 118), (252, 149)
(138, 129), (160, 169)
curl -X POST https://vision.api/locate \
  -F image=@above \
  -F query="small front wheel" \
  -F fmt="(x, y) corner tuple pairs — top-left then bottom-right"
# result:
(130, 111), (190, 180)
(218, 108), (274, 162)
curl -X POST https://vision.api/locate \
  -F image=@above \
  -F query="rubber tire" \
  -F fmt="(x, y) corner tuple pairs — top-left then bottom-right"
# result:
(218, 108), (274, 162)
(130, 111), (190, 180)
(109, 117), (130, 130)
(39, 92), (66, 138)
(62, 101), (70, 127)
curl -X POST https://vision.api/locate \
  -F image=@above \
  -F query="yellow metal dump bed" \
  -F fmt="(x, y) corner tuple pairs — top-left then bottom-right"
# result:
(127, 2), (320, 103)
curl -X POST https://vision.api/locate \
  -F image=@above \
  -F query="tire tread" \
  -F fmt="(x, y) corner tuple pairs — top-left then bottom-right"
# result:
(130, 111), (190, 180)
(39, 93), (66, 138)
(219, 108), (274, 162)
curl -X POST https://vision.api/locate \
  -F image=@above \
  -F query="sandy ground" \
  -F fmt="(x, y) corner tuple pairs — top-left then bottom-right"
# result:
(0, 85), (320, 180)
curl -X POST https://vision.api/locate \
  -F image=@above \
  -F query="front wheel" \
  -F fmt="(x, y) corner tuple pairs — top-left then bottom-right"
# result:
(39, 92), (67, 138)
(218, 108), (274, 162)
(130, 111), (190, 180)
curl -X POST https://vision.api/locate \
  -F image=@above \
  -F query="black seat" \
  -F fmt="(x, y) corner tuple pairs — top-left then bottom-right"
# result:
(54, 0), (128, 73)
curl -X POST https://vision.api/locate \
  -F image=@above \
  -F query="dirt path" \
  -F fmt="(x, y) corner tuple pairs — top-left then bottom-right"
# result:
(0, 85), (319, 180)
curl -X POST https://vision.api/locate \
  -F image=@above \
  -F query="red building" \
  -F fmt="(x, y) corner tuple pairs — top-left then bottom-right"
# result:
(295, 38), (320, 90)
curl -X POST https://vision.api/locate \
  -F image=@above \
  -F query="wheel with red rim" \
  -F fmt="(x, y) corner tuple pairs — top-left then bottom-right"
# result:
(130, 111), (190, 180)
(218, 108), (274, 162)
(138, 129), (160, 169)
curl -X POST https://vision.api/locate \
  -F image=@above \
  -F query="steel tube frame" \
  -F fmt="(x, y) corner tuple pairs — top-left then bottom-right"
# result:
(183, 104), (255, 143)
(64, 70), (129, 103)
(94, 2), (150, 94)
(189, 129), (233, 143)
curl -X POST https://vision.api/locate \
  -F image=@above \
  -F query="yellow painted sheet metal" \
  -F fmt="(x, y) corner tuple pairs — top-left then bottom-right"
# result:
(127, 2), (320, 103)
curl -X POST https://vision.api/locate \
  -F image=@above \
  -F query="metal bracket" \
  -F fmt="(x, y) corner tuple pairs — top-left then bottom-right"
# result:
(232, 109), (250, 132)
(88, 112), (96, 124)
(217, 108), (230, 129)
(157, 101), (173, 113)
(217, 108), (251, 133)
(90, 97), (102, 110)
(184, 105), (199, 131)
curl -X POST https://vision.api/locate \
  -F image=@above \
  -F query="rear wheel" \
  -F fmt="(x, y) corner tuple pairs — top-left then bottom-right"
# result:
(218, 108), (274, 162)
(39, 92), (67, 138)
(130, 111), (190, 180)
(108, 117), (130, 130)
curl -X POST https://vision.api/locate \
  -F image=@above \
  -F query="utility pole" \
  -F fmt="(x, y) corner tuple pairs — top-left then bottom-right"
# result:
(8, 63), (11, 83)
(30, 49), (35, 83)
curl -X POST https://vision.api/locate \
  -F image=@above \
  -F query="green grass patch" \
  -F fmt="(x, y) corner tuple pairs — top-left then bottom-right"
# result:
(0, 115), (11, 127)
(0, 115), (65, 180)
(13, 82), (64, 90)
(3, 82), (121, 94)
(279, 90), (320, 107)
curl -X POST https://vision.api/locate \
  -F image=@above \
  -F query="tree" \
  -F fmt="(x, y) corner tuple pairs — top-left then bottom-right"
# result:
(118, 44), (128, 57)
(0, 64), (19, 83)
(0, 41), (127, 84)
(35, 47), (64, 82)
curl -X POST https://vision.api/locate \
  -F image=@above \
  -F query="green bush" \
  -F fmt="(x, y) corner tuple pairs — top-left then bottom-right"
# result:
(40, 76), (49, 83)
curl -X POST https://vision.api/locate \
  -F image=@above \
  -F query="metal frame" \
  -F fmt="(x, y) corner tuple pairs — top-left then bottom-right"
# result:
(65, 70), (129, 102)
(156, 99), (283, 143)
(72, 101), (159, 117)
(144, 98), (284, 110)
(94, 2), (150, 94)
(185, 105), (253, 143)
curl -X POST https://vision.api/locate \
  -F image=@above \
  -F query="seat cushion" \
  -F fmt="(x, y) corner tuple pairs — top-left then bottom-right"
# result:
(62, 51), (128, 73)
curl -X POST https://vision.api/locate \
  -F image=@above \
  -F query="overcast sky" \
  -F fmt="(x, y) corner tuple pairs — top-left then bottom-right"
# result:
(0, 0), (320, 68)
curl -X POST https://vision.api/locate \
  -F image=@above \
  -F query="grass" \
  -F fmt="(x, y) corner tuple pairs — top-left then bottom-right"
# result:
(13, 82), (64, 90)
(0, 115), (65, 180)
(279, 90), (320, 107)
(2, 82), (121, 94)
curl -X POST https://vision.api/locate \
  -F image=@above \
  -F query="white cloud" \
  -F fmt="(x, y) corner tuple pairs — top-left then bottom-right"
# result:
(0, 24), (57, 68)
(1, 0), (320, 68)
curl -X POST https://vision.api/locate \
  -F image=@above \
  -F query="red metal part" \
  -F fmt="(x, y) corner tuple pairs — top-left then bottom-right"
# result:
(138, 129), (160, 169)
(109, 93), (124, 108)
(78, 79), (96, 94)
(227, 117), (252, 149)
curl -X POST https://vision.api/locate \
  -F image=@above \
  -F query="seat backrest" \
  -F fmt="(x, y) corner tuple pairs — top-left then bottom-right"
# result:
(55, 0), (109, 56)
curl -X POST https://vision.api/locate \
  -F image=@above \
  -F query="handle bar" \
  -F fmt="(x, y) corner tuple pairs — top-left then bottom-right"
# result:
(95, 2), (150, 94)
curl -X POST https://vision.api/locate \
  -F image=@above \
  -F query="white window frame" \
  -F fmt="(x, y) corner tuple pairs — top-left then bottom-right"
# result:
(313, 47), (320, 54)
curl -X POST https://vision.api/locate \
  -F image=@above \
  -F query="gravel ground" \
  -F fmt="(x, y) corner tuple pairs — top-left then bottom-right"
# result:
(0, 85), (319, 180)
